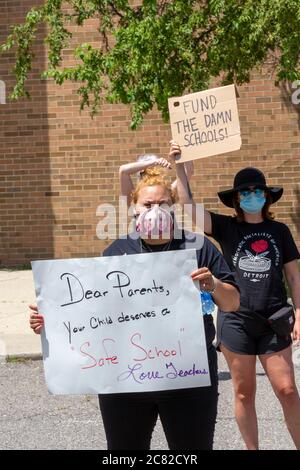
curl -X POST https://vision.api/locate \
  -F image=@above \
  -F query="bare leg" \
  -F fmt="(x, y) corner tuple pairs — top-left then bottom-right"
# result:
(220, 345), (258, 449)
(259, 346), (300, 449)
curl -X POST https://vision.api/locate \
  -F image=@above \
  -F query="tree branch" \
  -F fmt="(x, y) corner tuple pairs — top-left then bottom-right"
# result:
(107, 2), (124, 19)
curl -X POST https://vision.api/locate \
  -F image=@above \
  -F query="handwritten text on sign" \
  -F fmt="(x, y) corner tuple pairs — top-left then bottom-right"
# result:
(168, 84), (241, 162)
(31, 250), (210, 395)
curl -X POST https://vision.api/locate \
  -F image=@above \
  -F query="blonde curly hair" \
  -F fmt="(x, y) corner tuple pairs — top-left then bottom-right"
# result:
(131, 167), (177, 204)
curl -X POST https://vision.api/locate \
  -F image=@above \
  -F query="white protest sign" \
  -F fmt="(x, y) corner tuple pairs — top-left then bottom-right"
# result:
(168, 84), (241, 162)
(31, 250), (210, 395)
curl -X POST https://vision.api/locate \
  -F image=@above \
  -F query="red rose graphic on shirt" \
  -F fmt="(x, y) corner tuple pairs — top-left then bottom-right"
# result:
(251, 239), (269, 254)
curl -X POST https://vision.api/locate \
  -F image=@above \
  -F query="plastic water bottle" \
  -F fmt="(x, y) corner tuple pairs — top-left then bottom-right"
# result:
(200, 291), (215, 315)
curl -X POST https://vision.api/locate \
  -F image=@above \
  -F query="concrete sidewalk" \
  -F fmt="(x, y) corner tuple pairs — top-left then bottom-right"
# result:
(0, 270), (41, 358)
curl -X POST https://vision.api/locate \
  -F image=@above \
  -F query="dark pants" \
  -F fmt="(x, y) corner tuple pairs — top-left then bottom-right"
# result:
(98, 317), (218, 450)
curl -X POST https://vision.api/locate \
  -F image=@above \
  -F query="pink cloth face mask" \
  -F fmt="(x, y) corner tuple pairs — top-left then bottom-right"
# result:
(136, 205), (174, 239)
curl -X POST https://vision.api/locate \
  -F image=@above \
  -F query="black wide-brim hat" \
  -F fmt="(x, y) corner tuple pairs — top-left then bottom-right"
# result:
(218, 167), (283, 208)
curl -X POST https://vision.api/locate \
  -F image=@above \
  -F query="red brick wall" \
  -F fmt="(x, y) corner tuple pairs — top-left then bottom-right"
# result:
(1, 1), (299, 266)
(0, 0), (55, 266)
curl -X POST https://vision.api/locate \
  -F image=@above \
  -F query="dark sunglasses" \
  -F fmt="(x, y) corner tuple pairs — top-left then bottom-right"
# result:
(239, 187), (265, 198)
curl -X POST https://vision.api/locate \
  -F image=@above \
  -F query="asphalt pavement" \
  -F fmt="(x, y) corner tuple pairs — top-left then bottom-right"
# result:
(0, 354), (299, 450)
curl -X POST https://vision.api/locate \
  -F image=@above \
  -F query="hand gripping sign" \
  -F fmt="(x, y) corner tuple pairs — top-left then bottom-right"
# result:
(31, 249), (210, 395)
(168, 84), (241, 163)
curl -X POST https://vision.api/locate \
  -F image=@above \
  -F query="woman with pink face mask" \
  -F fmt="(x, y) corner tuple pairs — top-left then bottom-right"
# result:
(169, 140), (300, 450)
(29, 167), (239, 450)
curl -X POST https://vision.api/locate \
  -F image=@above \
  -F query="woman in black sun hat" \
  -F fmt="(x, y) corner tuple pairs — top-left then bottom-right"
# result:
(170, 140), (300, 450)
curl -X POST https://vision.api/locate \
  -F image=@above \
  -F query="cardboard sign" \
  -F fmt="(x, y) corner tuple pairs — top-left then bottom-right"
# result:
(168, 84), (241, 162)
(31, 250), (210, 395)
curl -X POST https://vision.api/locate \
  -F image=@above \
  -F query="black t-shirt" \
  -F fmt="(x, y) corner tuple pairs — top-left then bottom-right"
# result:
(102, 231), (238, 347)
(103, 231), (237, 291)
(209, 213), (300, 317)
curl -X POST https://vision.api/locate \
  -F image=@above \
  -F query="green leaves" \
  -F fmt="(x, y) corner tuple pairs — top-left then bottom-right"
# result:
(1, 0), (300, 127)
(3, 6), (45, 100)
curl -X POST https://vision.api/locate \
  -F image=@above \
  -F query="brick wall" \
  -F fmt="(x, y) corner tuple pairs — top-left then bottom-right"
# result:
(1, 1), (299, 266)
(0, 0), (54, 266)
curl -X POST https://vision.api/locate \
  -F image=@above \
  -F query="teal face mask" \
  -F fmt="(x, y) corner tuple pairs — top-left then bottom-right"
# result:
(239, 194), (266, 214)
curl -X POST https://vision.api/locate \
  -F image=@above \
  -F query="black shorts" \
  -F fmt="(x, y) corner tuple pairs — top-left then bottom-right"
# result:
(216, 311), (292, 356)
